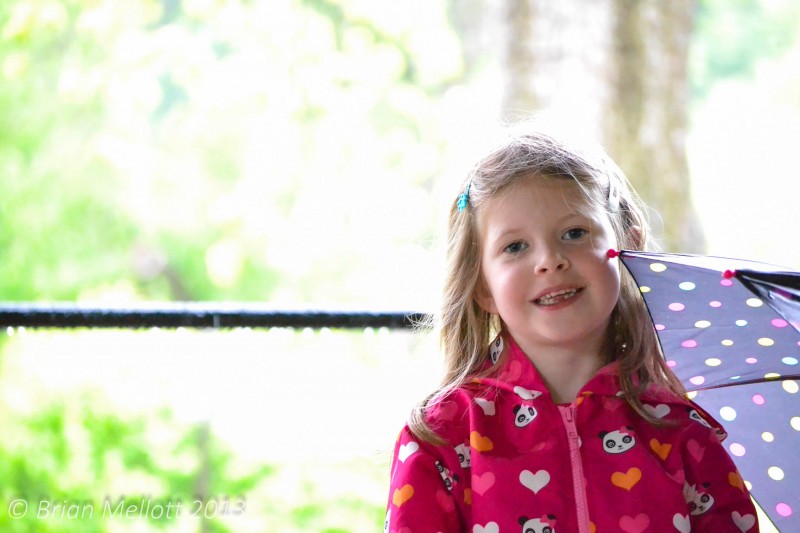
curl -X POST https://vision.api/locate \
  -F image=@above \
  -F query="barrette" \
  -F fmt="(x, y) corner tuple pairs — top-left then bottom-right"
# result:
(457, 181), (471, 212)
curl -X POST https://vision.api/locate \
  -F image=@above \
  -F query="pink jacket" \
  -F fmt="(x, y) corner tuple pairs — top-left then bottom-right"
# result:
(386, 335), (759, 533)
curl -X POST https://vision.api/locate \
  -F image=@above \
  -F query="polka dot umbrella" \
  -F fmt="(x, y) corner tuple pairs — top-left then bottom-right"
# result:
(617, 250), (800, 532)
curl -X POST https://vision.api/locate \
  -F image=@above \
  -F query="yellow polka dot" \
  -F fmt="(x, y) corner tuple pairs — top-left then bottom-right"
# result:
(783, 381), (799, 394)
(705, 358), (722, 366)
(640, 286), (651, 293)
(695, 320), (711, 328)
(650, 263), (667, 273)
(765, 373), (781, 380)
(721, 339), (734, 346)
(746, 298), (763, 308)
(762, 432), (774, 442)
(686, 391), (697, 400)
(758, 338), (775, 347)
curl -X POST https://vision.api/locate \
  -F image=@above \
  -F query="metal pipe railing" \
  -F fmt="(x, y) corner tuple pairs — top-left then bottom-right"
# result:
(0, 302), (429, 330)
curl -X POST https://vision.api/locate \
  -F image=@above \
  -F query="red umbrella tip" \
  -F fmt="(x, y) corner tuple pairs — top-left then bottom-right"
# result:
(607, 249), (620, 259)
(722, 269), (736, 279)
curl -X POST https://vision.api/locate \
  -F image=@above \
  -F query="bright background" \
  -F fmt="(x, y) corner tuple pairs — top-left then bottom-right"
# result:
(1, 0), (799, 531)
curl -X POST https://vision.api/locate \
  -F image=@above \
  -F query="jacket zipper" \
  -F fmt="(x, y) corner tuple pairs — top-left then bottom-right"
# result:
(559, 404), (592, 533)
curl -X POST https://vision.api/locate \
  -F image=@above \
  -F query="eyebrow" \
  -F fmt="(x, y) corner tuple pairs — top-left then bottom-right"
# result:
(488, 212), (587, 242)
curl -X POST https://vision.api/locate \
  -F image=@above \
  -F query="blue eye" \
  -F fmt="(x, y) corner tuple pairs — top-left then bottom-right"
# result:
(503, 241), (528, 254)
(563, 228), (588, 240)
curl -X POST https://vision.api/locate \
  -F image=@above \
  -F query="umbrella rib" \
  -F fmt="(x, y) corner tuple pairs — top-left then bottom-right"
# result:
(692, 374), (800, 392)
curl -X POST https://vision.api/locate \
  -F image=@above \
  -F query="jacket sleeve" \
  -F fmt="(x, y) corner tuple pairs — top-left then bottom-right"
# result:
(385, 425), (465, 533)
(679, 419), (760, 532)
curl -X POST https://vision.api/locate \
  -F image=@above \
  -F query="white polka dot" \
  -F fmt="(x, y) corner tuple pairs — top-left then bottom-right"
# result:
(721, 339), (734, 346)
(650, 263), (667, 273)
(679, 282), (696, 291)
(719, 406), (737, 421)
(762, 432), (774, 442)
(695, 320), (711, 328)
(791, 417), (800, 431)
(782, 357), (799, 366)
(705, 358), (722, 367)
(768, 467), (785, 481)
(784, 381), (799, 394)
(745, 480), (753, 491)
(746, 298), (763, 308)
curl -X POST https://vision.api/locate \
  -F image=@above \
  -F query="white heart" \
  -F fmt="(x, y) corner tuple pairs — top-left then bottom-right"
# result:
(644, 403), (671, 419)
(473, 522), (499, 533)
(732, 512), (756, 532)
(475, 398), (496, 416)
(519, 469), (550, 494)
(398, 441), (419, 462)
(672, 513), (690, 533)
(514, 386), (542, 400)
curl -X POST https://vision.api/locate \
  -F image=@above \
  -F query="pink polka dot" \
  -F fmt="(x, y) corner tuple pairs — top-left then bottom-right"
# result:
(729, 443), (746, 456)
(776, 503), (793, 517)
(655, 324), (666, 331)
(772, 319), (789, 328)
(681, 340), (698, 348)
(689, 376), (705, 386)
(709, 301), (722, 308)
(666, 360), (677, 368)
(752, 394), (765, 405)
(669, 303), (685, 312)
(720, 279), (733, 287)
(746, 357), (758, 364)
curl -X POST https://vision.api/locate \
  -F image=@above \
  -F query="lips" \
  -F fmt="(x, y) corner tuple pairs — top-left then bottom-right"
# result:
(533, 287), (584, 306)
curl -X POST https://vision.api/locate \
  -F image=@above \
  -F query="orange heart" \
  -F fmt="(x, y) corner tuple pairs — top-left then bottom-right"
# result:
(590, 521), (597, 533)
(611, 467), (642, 491)
(728, 471), (745, 491)
(470, 431), (494, 452)
(464, 488), (472, 505)
(392, 484), (414, 507)
(650, 438), (672, 461)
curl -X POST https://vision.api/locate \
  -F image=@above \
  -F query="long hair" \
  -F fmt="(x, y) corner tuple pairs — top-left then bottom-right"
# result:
(409, 127), (686, 443)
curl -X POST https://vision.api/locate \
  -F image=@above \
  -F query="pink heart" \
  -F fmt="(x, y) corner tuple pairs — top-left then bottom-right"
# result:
(472, 472), (496, 495)
(687, 439), (705, 463)
(436, 489), (455, 512)
(499, 360), (523, 382)
(619, 513), (650, 533)
(530, 441), (554, 453)
(438, 401), (458, 421)
(604, 397), (623, 411)
(668, 469), (686, 484)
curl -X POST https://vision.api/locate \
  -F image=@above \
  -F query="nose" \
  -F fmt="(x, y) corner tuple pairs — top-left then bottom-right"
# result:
(534, 246), (569, 274)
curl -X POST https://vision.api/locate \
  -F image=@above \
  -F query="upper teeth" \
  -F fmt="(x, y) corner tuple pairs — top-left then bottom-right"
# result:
(537, 289), (578, 305)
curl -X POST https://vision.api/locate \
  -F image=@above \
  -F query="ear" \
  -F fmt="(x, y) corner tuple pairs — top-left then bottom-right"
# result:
(626, 225), (643, 250)
(474, 278), (498, 315)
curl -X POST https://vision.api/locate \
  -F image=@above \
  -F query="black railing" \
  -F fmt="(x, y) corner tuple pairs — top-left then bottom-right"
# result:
(0, 303), (428, 330)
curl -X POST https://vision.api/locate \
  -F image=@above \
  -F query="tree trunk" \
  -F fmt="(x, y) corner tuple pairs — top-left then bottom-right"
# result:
(496, 0), (703, 252)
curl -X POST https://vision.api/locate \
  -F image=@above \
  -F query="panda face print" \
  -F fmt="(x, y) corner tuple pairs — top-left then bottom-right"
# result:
(489, 336), (504, 364)
(514, 404), (537, 428)
(454, 443), (471, 468)
(688, 408), (713, 429)
(435, 460), (457, 491)
(518, 514), (556, 533)
(684, 482), (714, 516)
(598, 427), (636, 454)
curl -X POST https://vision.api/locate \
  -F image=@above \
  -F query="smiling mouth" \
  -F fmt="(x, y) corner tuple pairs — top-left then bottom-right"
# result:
(534, 288), (583, 306)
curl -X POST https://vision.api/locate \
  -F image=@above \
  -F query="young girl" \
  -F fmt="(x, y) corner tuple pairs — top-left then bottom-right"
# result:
(385, 128), (759, 532)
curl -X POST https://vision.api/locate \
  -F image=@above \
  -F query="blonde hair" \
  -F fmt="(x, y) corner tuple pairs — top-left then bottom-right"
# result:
(410, 127), (686, 443)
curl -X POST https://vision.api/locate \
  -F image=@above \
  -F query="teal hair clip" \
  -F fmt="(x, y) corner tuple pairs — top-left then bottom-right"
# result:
(457, 181), (471, 212)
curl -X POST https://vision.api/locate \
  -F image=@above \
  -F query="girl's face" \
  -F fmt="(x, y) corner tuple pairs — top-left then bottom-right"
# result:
(475, 177), (621, 359)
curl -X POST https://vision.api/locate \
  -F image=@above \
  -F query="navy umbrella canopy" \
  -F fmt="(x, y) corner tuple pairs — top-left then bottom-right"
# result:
(617, 250), (800, 532)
